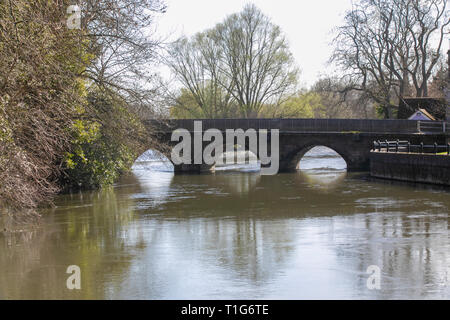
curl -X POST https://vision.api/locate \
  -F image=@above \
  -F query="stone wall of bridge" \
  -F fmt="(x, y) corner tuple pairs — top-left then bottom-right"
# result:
(145, 118), (423, 133)
(277, 133), (444, 172)
(142, 119), (447, 174)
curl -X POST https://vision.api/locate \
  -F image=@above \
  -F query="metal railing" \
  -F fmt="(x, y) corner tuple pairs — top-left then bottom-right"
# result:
(373, 140), (450, 155)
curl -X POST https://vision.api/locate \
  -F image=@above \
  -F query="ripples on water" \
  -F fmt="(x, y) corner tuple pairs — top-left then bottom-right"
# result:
(0, 147), (449, 299)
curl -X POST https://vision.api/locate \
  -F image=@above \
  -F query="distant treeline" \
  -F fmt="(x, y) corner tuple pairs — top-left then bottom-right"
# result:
(166, 1), (448, 120)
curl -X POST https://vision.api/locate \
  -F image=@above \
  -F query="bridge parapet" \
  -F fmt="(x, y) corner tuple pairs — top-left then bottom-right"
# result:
(142, 118), (447, 174)
(144, 118), (424, 134)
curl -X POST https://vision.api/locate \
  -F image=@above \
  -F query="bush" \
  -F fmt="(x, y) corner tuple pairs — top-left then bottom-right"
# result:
(0, 1), (89, 211)
(61, 90), (146, 190)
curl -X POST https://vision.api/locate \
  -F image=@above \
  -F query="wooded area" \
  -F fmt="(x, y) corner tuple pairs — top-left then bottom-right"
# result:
(0, 0), (166, 214)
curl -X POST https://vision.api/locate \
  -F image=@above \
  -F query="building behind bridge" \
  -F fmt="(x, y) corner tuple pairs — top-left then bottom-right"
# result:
(397, 97), (447, 121)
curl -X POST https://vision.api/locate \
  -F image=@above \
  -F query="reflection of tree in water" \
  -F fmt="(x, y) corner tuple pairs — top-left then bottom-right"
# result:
(137, 171), (450, 298)
(126, 171), (359, 290)
(213, 219), (295, 283)
(2, 167), (449, 299)
(129, 170), (369, 290)
(122, 172), (296, 290)
(0, 182), (147, 299)
(296, 171), (347, 192)
(182, 218), (295, 284)
(153, 172), (361, 218)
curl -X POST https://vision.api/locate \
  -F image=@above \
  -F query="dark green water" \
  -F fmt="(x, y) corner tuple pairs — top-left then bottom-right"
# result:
(1, 148), (449, 299)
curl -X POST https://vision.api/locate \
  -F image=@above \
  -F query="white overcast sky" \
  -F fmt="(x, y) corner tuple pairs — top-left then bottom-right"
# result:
(155, 0), (355, 87)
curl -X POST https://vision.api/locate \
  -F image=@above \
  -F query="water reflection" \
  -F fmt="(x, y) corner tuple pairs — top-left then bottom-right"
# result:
(0, 148), (449, 299)
(131, 170), (174, 209)
(0, 187), (144, 299)
(297, 171), (347, 191)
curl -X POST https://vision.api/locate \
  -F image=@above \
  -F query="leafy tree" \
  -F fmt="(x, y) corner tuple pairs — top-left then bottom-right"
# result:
(62, 89), (147, 190)
(169, 89), (204, 119)
(167, 33), (236, 118)
(0, 0), (90, 211)
(168, 4), (299, 118)
(260, 91), (324, 118)
(169, 86), (240, 119)
(311, 77), (377, 119)
(0, 0), (166, 213)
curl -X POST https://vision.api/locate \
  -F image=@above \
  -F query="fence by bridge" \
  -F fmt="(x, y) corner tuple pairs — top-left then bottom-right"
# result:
(373, 140), (450, 155)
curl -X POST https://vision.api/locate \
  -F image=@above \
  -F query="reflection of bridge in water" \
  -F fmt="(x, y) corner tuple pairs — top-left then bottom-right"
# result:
(145, 118), (447, 173)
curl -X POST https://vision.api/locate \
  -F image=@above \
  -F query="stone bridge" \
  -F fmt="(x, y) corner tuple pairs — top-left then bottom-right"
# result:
(144, 118), (447, 173)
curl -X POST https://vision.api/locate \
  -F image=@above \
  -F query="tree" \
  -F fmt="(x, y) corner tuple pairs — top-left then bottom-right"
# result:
(169, 87), (240, 119)
(428, 59), (448, 98)
(80, 0), (167, 114)
(311, 77), (376, 119)
(0, 0), (89, 211)
(169, 88), (204, 119)
(167, 4), (299, 118)
(63, 88), (147, 190)
(0, 0), (166, 213)
(167, 34), (236, 118)
(62, 0), (167, 190)
(260, 91), (324, 118)
(331, 0), (449, 118)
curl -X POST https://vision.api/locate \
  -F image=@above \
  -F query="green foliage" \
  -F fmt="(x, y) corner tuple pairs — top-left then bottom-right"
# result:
(260, 91), (325, 118)
(170, 88), (205, 118)
(0, 0), (163, 212)
(0, 0), (92, 210)
(375, 104), (397, 119)
(168, 4), (298, 118)
(171, 86), (326, 120)
(62, 90), (145, 190)
(375, 105), (386, 119)
(170, 87), (239, 119)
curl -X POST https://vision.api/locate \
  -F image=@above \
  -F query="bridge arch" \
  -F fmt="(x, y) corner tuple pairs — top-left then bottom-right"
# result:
(283, 143), (350, 172)
(135, 141), (262, 174)
(133, 148), (175, 172)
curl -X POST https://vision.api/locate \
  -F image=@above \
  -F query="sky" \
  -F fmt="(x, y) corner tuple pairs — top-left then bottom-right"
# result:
(155, 0), (356, 87)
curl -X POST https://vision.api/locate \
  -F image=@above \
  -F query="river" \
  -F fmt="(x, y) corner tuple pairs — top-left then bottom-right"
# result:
(0, 147), (449, 299)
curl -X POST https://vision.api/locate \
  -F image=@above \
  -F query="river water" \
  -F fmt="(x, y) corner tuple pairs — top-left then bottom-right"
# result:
(0, 147), (449, 299)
